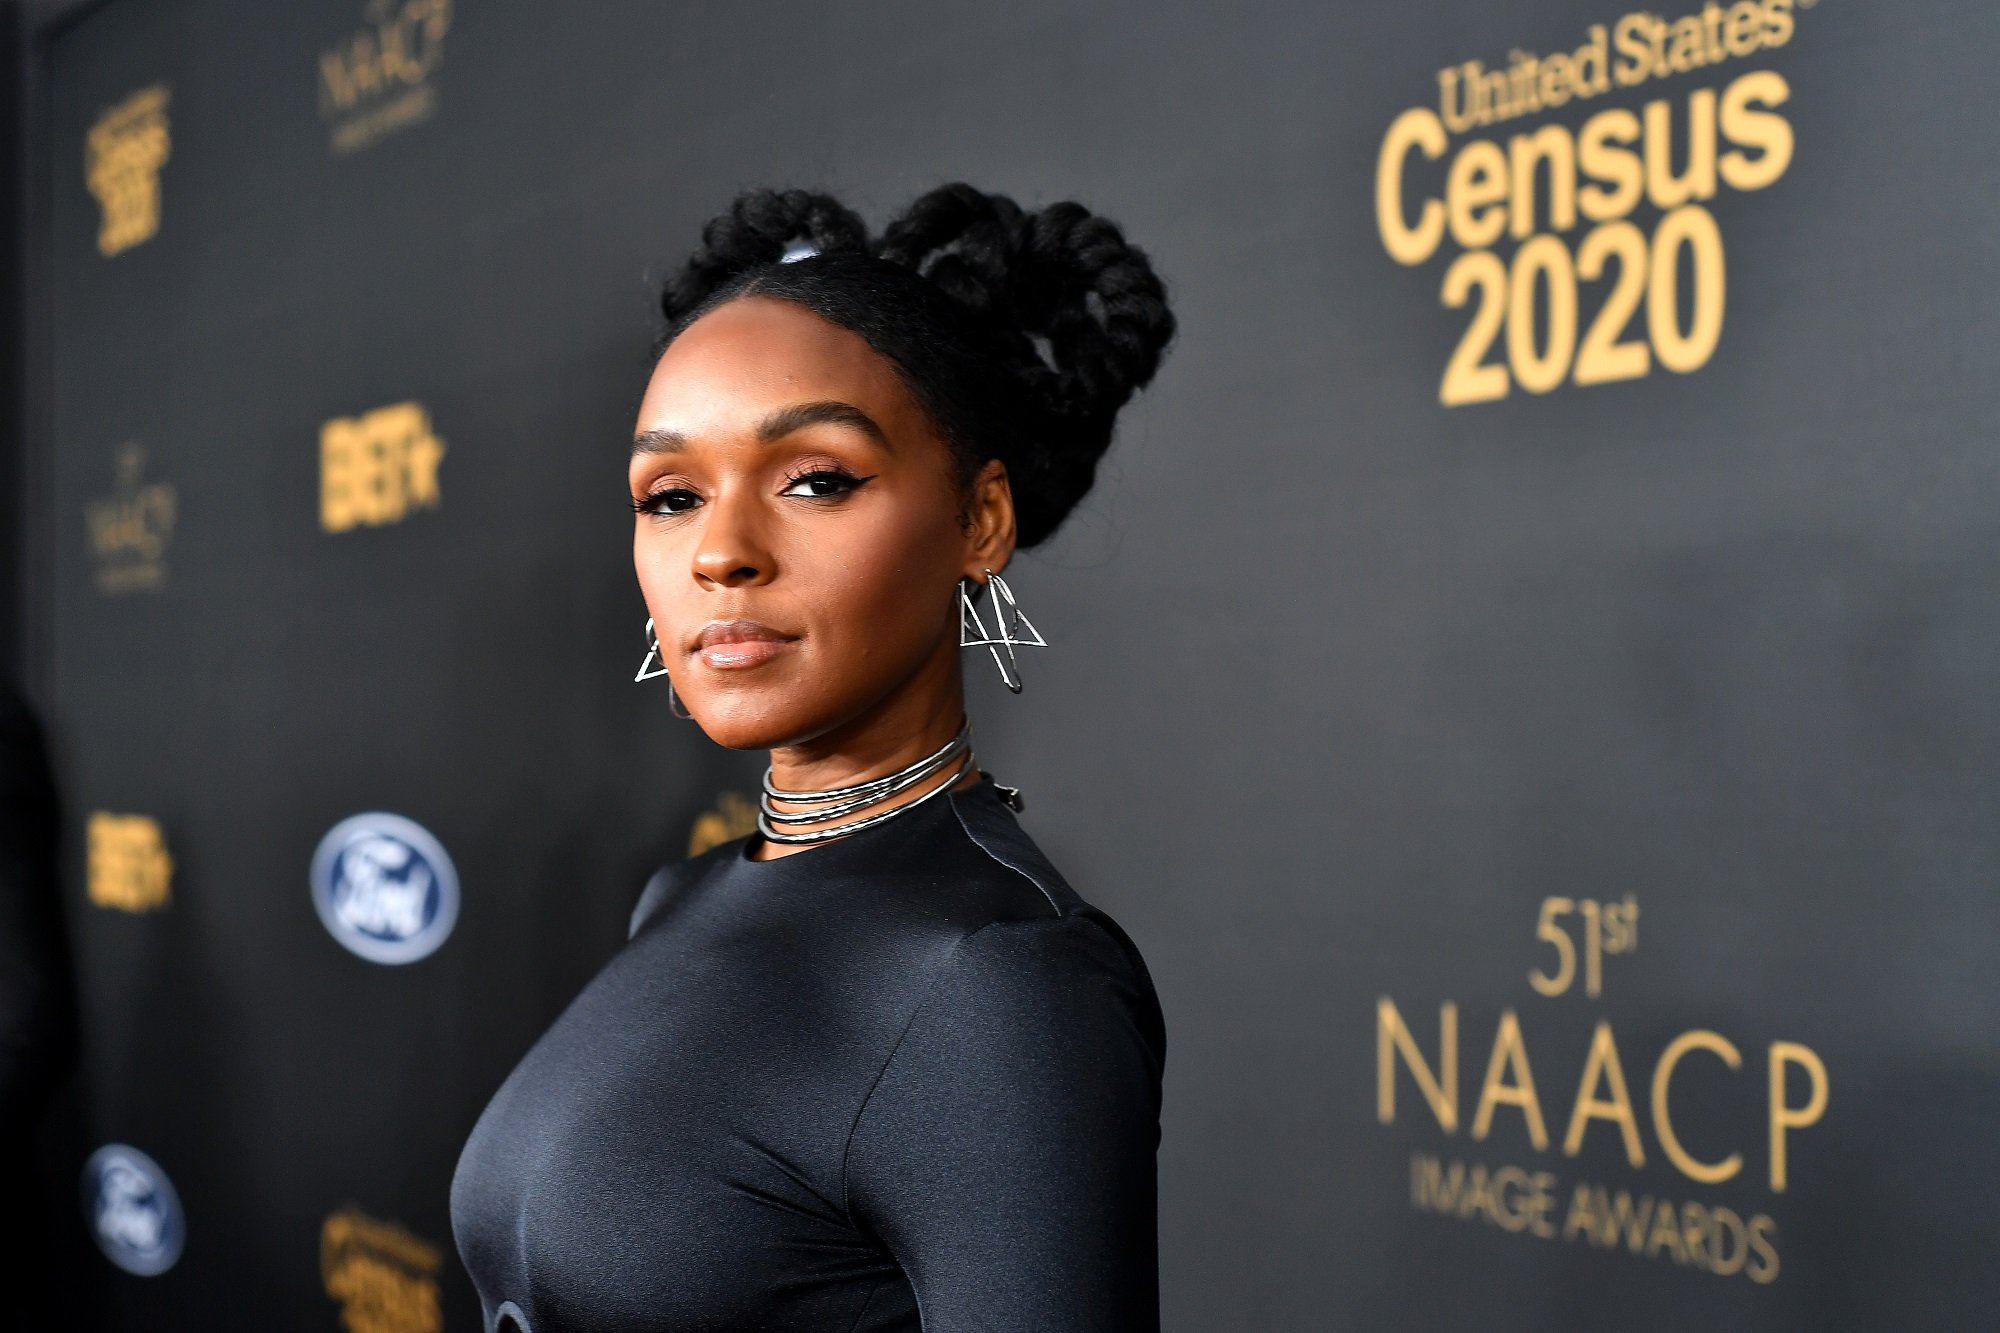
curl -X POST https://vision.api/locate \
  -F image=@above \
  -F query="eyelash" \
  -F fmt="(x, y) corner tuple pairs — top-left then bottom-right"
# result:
(630, 467), (874, 516)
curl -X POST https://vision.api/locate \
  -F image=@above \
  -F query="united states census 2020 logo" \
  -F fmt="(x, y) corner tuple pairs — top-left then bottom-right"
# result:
(310, 812), (459, 964)
(83, 1143), (184, 1276)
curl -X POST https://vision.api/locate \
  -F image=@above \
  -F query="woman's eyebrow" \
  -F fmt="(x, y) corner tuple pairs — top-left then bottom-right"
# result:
(756, 400), (891, 449)
(631, 427), (687, 456)
(632, 401), (891, 458)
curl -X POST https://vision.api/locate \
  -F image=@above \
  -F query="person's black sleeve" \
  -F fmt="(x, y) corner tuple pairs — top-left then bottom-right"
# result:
(843, 913), (1165, 1332)
(0, 683), (74, 1141)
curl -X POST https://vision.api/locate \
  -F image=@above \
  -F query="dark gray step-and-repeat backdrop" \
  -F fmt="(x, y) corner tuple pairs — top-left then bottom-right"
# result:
(25, 0), (1998, 1328)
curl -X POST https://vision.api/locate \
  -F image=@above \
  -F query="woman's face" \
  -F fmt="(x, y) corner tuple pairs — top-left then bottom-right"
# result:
(630, 295), (1010, 750)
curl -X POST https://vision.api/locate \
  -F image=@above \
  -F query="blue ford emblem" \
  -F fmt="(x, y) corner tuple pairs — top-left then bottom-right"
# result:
(310, 812), (459, 964)
(83, 1143), (184, 1276)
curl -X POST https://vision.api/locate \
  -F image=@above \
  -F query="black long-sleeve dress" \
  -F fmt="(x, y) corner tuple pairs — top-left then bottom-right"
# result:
(449, 771), (1167, 1332)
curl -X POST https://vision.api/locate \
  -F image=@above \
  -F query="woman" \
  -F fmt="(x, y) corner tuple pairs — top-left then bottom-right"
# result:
(451, 183), (1177, 1332)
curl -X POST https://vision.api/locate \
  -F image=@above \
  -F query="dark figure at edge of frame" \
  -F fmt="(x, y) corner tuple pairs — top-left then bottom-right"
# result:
(0, 681), (82, 1329)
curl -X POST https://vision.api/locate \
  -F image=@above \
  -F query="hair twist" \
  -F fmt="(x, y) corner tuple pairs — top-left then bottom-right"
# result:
(657, 188), (871, 326)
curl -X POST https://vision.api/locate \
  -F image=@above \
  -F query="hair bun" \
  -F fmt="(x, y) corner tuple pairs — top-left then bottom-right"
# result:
(876, 183), (1176, 427)
(652, 182), (1176, 549)
(658, 188), (871, 324)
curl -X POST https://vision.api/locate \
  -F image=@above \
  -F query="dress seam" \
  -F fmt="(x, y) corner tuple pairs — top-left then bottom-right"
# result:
(842, 1275), (887, 1333)
(837, 919), (1007, 1224)
(949, 787), (1066, 914)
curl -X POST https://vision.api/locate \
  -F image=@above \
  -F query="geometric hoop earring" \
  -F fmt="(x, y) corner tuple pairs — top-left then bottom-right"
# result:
(633, 616), (694, 720)
(958, 567), (1046, 694)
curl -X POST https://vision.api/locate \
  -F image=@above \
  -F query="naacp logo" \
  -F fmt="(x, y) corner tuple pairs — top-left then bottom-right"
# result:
(311, 813), (459, 964)
(320, 0), (452, 156)
(86, 442), (175, 594)
(83, 1144), (184, 1276)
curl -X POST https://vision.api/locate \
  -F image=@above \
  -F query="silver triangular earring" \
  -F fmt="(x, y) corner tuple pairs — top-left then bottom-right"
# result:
(959, 568), (1046, 693)
(634, 617), (693, 719)
(634, 618), (670, 681)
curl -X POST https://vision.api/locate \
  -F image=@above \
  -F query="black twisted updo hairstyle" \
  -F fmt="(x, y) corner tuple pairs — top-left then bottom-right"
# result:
(650, 184), (1176, 549)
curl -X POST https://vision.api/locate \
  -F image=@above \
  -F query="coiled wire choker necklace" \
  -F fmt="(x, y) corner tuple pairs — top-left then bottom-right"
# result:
(757, 721), (979, 845)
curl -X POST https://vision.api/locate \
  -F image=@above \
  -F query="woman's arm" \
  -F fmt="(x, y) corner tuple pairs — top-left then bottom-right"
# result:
(844, 913), (1166, 1331)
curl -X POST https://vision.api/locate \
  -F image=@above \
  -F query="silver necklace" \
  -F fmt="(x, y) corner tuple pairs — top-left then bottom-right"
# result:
(758, 722), (976, 845)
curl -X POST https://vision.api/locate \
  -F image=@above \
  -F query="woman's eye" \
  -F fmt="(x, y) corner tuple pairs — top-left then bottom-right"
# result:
(781, 470), (863, 499)
(635, 488), (701, 515)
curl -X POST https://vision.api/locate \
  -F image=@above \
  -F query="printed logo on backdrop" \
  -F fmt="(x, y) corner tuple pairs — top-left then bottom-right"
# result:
(321, 1204), (445, 1333)
(86, 84), (171, 256)
(85, 442), (176, 595)
(311, 813), (459, 963)
(689, 791), (760, 856)
(1377, 895), (1828, 1284)
(1375, 0), (1814, 405)
(87, 812), (175, 913)
(320, 402), (446, 533)
(82, 1144), (184, 1276)
(319, 0), (453, 156)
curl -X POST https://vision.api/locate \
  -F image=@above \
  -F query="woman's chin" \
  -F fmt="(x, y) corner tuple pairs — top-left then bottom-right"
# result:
(675, 691), (819, 752)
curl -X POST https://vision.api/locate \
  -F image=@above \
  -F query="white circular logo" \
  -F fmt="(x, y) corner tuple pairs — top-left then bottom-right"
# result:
(310, 812), (459, 964)
(83, 1143), (184, 1276)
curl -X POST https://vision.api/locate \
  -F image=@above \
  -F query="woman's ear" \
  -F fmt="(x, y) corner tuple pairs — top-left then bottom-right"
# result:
(962, 458), (1018, 577)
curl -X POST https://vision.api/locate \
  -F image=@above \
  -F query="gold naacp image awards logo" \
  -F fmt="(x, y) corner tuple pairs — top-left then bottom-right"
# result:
(320, 0), (453, 155)
(86, 84), (171, 256)
(321, 402), (445, 533)
(86, 442), (176, 594)
(1377, 892), (1828, 1285)
(87, 813), (173, 913)
(321, 1205), (444, 1333)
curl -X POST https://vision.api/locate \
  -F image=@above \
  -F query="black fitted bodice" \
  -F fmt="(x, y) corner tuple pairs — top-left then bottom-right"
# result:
(448, 773), (1166, 1331)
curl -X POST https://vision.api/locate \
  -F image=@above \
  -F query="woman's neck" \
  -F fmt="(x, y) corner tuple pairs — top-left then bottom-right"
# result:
(749, 666), (977, 861)
(748, 760), (982, 861)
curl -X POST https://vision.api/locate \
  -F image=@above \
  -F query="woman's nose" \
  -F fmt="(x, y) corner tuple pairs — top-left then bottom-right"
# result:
(690, 486), (774, 588)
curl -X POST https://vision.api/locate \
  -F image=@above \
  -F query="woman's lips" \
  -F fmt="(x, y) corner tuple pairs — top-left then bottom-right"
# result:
(692, 620), (796, 670)
(700, 639), (790, 669)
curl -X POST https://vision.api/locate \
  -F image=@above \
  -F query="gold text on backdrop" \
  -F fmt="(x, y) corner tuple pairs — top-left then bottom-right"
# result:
(1377, 895), (1828, 1284)
(1375, 0), (1815, 403)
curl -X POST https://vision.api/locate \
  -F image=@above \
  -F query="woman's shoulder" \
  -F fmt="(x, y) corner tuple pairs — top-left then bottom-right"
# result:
(935, 779), (1166, 1062)
(625, 834), (744, 939)
(944, 772), (1082, 914)
(845, 904), (1167, 1201)
(935, 911), (1165, 1056)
